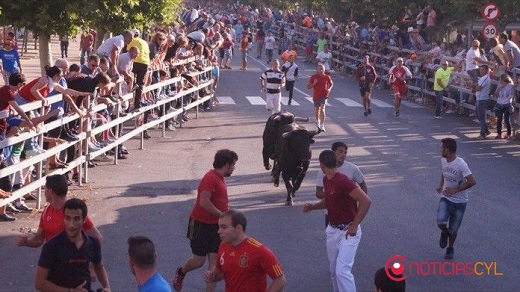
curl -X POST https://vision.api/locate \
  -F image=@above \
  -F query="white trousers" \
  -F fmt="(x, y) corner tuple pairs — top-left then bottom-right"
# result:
(266, 93), (281, 113)
(326, 224), (362, 292)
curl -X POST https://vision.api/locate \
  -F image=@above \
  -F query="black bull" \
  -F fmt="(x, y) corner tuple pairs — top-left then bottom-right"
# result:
(262, 112), (319, 205)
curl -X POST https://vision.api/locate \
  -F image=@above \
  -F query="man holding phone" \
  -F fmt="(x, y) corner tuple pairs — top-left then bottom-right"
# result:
(304, 150), (371, 292)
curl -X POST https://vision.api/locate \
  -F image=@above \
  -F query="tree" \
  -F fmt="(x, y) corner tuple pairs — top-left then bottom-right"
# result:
(0, 0), (182, 74)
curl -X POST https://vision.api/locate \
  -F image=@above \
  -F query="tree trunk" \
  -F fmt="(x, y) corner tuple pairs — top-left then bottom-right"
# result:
(38, 34), (52, 76)
(94, 27), (107, 51)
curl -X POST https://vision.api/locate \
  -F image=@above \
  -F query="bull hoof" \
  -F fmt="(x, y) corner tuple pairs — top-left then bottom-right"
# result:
(291, 192), (296, 198)
(274, 182), (279, 187)
(285, 199), (293, 206)
(265, 164), (271, 170)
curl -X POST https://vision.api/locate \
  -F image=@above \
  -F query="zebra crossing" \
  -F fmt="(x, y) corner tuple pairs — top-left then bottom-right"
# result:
(215, 95), (424, 109)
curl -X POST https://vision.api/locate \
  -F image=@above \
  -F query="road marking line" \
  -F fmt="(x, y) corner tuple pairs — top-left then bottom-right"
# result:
(246, 96), (266, 105)
(281, 96), (300, 106)
(371, 99), (394, 108)
(336, 98), (363, 107)
(401, 100), (423, 108)
(215, 96), (235, 105)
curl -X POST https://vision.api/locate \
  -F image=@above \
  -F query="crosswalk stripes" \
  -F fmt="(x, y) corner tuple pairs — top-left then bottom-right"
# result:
(304, 96), (331, 105)
(281, 96), (300, 106)
(336, 98), (363, 107)
(245, 96), (266, 105)
(401, 100), (423, 108)
(218, 96), (423, 109)
(215, 96), (235, 105)
(370, 99), (394, 108)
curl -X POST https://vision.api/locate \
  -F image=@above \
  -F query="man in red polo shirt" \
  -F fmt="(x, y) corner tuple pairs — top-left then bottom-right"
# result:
(307, 64), (333, 132)
(173, 149), (239, 292)
(304, 150), (371, 292)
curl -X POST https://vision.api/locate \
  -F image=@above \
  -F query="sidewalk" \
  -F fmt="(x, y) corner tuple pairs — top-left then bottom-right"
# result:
(18, 34), (82, 80)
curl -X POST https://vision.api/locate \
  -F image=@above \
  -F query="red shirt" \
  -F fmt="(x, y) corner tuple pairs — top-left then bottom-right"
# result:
(217, 237), (284, 292)
(39, 204), (95, 241)
(190, 169), (228, 224)
(323, 172), (358, 225)
(0, 85), (15, 132)
(18, 77), (51, 102)
(309, 73), (332, 100)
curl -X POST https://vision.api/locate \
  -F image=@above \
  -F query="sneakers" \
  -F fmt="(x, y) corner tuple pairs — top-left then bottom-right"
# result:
(167, 124), (177, 131)
(434, 115), (442, 119)
(0, 214), (16, 221)
(494, 134), (502, 139)
(6, 203), (20, 213)
(172, 267), (185, 291)
(363, 111), (368, 117)
(15, 202), (33, 212)
(445, 247), (454, 260)
(367, 108), (372, 115)
(320, 124), (326, 132)
(475, 135), (487, 140)
(395, 110), (400, 117)
(26, 148), (46, 158)
(439, 231), (449, 249)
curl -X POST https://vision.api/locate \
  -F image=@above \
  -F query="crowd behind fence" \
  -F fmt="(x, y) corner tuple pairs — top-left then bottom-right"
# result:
(0, 56), (214, 209)
(271, 20), (520, 127)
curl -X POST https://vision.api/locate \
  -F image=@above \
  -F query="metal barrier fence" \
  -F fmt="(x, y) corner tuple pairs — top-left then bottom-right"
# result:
(0, 56), (214, 208)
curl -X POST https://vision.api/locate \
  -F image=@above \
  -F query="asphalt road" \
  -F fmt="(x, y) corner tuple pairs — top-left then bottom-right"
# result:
(1, 52), (519, 292)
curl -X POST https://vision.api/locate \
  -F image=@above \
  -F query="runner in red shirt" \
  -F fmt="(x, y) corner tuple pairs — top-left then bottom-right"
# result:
(173, 149), (239, 291)
(307, 64), (333, 132)
(16, 174), (102, 246)
(204, 210), (286, 292)
(388, 57), (412, 117)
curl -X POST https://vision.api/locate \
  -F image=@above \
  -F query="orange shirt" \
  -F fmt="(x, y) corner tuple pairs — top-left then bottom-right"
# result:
(240, 36), (249, 52)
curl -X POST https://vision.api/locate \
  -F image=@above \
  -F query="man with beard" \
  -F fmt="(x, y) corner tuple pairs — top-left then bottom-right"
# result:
(35, 198), (111, 292)
(173, 149), (239, 291)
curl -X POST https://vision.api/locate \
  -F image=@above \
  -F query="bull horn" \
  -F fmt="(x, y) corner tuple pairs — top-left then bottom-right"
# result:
(294, 117), (310, 122)
(273, 115), (282, 121)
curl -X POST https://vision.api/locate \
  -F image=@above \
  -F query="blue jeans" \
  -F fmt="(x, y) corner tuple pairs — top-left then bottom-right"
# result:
(437, 197), (467, 236)
(435, 90), (444, 116)
(495, 103), (512, 136)
(476, 100), (489, 136)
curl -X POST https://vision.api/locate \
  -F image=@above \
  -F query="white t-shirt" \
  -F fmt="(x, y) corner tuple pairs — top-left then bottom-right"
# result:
(264, 36), (276, 50)
(440, 157), (472, 203)
(315, 161), (365, 187)
(465, 48), (480, 71)
(96, 35), (125, 58)
(316, 51), (333, 71)
(117, 52), (133, 73)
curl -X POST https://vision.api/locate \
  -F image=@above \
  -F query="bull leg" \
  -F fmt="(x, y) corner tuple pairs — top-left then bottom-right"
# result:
(292, 162), (310, 197)
(262, 147), (271, 170)
(282, 171), (294, 205)
(272, 161), (280, 187)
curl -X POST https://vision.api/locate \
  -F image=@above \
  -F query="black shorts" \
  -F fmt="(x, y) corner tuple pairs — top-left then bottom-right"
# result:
(359, 83), (373, 96)
(187, 218), (221, 256)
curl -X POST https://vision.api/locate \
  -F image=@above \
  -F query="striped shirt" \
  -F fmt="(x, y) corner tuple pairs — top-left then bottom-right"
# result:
(260, 69), (285, 94)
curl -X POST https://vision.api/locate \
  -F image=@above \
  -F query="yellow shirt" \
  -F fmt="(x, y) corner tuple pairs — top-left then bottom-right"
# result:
(127, 38), (150, 65)
(434, 67), (454, 91)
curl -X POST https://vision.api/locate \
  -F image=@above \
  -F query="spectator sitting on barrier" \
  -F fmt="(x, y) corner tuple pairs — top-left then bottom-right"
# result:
(3, 107), (62, 213)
